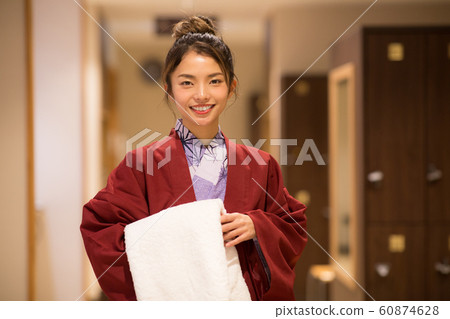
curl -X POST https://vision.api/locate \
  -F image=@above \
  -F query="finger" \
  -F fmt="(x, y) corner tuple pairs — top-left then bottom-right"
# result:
(220, 214), (233, 224)
(220, 213), (238, 224)
(223, 228), (242, 241)
(225, 234), (247, 247)
(222, 222), (236, 233)
(223, 233), (236, 242)
(225, 227), (253, 246)
(221, 217), (241, 231)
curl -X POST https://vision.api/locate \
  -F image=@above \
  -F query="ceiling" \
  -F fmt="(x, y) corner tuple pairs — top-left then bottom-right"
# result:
(85, 0), (449, 45)
(87, 0), (448, 17)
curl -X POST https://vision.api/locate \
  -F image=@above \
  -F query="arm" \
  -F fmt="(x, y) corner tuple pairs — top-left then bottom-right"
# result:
(80, 156), (149, 300)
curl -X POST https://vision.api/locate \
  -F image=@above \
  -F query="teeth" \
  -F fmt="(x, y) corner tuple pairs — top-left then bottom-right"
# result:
(192, 105), (213, 111)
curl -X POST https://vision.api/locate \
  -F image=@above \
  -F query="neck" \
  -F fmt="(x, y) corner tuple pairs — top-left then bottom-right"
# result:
(183, 120), (219, 144)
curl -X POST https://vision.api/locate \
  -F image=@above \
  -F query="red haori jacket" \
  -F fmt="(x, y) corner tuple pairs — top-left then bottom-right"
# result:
(80, 129), (307, 301)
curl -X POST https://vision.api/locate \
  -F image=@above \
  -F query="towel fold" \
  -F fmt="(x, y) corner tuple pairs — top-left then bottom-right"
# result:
(124, 198), (251, 300)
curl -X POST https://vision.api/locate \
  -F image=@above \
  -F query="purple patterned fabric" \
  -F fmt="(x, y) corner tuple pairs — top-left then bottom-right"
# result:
(175, 119), (228, 201)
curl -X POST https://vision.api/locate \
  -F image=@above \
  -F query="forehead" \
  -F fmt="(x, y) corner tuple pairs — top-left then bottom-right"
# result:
(174, 51), (223, 75)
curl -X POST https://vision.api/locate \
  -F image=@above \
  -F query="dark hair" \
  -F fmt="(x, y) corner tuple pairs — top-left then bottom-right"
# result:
(162, 16), (236, 100)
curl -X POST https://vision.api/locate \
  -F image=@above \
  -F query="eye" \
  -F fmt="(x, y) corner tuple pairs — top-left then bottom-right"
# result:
(210, 79), (223, 85)
(180, 81), (193, 86)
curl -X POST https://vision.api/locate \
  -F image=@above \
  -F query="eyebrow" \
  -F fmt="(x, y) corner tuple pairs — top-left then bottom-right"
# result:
(177, 72), (224, 79)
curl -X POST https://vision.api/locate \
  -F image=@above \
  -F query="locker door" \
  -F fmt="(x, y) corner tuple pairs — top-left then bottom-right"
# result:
(427, 224), (450, 300)
(366, 224), (425, 300)
(426, 30), (450, 223)
(282, 76), (329, 300)
(364, 30), (426, 223)
(426, 29), (450, 300)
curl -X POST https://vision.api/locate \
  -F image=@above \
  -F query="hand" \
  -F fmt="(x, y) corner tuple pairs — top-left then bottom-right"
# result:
(220, 212), (256, 247)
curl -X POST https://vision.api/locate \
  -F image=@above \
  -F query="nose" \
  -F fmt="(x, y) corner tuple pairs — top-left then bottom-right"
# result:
(194, 84), (210, 102)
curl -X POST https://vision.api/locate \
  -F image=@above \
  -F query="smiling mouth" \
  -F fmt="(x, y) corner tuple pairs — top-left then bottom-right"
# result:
(190, 104), (215, 114)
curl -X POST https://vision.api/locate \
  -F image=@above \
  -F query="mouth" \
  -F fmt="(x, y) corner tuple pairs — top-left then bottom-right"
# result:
(190, 104), (215, 115)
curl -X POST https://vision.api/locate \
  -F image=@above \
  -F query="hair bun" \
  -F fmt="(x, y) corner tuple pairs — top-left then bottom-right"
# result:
(172, 16), (218, 40)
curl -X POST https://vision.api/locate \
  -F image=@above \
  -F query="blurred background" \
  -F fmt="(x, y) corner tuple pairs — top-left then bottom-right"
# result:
(1, 0), (449, 301)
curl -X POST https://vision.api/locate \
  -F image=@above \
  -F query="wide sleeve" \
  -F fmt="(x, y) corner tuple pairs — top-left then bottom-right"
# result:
(245, 155), (307, 301)
(80, 155), (149, 301)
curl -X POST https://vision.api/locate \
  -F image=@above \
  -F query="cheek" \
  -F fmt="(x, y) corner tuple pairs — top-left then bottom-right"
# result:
(171, 89), (190, 105)
(214, 87), (231, 102)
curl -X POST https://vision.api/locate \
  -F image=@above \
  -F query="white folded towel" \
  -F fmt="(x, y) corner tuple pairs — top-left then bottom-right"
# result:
(124, 198), (251, 301)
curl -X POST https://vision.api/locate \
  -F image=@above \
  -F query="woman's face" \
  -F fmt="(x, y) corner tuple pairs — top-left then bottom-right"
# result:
(169, 50), (235, 135)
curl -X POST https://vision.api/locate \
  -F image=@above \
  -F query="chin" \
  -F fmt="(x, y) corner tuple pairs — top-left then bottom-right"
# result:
(192, 117), (217, 126)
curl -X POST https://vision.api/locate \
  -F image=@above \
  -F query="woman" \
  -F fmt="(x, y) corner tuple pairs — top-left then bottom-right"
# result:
(81, 15), (307, 301)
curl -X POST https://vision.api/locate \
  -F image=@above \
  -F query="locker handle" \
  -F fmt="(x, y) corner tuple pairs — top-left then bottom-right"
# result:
(375, 262), (391, 277)
(435, 259), (450, 275)
(368, 170), (384, 183)
(427, 164), (443, 183)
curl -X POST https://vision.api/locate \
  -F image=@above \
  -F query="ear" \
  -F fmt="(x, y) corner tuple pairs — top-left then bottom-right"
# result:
(228, 79), (237, 98)
(164, 83), (168, 92)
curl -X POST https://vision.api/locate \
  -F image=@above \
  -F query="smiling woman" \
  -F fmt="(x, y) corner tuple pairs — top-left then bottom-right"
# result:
(80, 15), (307, 301)
(169, 51), (236, 139)
(163, 16), (237, 139)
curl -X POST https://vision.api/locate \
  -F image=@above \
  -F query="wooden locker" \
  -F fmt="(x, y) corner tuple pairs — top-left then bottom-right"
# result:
(426, 31), (450, 223)
(366, 224), (425, 301)
(426, 223), (450, 300)
(281, 76), (329, 300)
(364, 29), (426, 224)
(329, 26), (450, 301)
(425, 29), (450, 299)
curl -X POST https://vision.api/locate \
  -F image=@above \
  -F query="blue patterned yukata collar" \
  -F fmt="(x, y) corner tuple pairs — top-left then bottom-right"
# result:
(175, 119), (228, 201)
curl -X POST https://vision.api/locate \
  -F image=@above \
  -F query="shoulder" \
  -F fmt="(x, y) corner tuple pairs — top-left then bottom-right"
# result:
(124, 129), (180, 172)
(128, 129), (179, 159)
